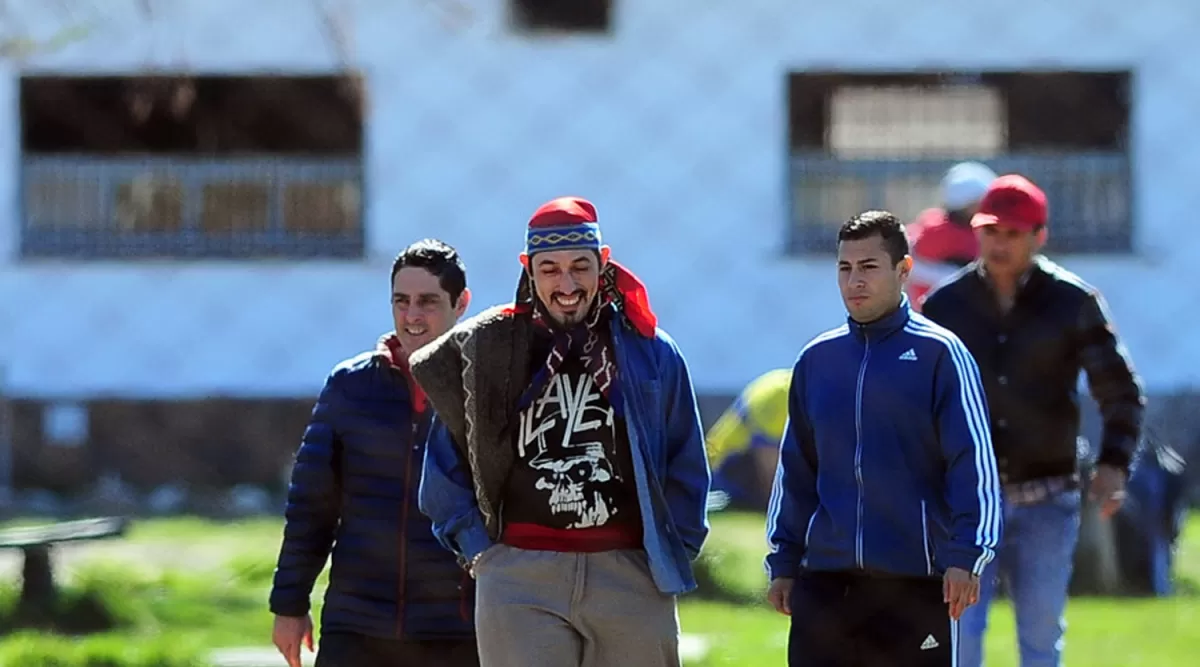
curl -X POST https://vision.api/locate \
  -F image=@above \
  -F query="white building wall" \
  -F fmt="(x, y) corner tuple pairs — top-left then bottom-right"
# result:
(0, 0), (1196, 398)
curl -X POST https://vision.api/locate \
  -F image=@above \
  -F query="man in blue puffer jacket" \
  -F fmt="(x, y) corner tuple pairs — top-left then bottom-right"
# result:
(765, 211), (1004, 667)
(269, 239), (479, 667)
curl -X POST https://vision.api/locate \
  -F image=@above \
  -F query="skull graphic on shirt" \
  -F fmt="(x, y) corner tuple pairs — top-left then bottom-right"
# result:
(518, 371), (621, 529)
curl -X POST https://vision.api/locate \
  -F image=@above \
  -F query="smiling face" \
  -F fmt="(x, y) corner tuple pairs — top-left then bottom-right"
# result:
(391, 266), (469, 354)
(525, 246), (612, 328)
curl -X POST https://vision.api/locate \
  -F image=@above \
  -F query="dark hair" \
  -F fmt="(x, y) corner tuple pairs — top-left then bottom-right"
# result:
(390, 238), (467, 305)
(837, 210), (910, 266)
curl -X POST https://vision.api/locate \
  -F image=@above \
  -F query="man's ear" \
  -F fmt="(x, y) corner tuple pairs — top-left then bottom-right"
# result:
(898, 255), (914, 283)
(454, 288), (471, 318)
(519, 252), (530, 269)
(599, 245), (612, 267)
(1034, 227), (1049, 250)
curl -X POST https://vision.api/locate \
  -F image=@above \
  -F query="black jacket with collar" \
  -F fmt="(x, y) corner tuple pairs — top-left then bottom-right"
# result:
(921, 256), (1145, 485)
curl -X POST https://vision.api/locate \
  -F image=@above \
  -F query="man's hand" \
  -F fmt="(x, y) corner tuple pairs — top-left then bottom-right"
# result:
(272, 614), (315, 667)
(1089, 464), (1127, 519)
(767, 577), (795, 616)
(943, 567), (979, 620)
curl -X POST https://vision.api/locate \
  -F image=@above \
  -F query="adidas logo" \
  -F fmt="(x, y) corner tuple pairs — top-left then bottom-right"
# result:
(920, 634), (939, 650)
(898, 348), (918, 361)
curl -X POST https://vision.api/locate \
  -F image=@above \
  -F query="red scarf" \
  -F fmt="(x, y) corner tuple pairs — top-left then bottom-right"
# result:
(513, 260), (657, 410)
(376, 333), (427, 413)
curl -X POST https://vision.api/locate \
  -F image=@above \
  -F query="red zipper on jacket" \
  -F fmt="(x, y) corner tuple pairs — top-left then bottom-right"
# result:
(396, 417), (418, 638)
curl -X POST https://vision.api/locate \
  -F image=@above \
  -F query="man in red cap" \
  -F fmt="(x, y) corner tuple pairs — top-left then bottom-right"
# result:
(922, 175), (1145, 667)
(411, 196), (711, 667)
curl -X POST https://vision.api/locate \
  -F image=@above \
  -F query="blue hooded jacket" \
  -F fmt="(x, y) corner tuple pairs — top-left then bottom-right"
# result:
(417, 312), (711, 595)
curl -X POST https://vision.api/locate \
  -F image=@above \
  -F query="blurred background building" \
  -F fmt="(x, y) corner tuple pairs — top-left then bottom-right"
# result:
(0, 0), (1196, 510)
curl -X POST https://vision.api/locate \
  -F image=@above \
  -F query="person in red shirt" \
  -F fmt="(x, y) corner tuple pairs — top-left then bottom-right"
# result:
(906, 162), (997, 310)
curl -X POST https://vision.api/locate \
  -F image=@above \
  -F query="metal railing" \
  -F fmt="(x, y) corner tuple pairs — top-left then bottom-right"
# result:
(787, 152), (1132, 255)
(19, 156), (365, 259)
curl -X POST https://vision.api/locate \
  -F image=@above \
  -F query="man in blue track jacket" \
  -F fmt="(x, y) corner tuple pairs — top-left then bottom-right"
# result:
(766, 210), (1004, 667)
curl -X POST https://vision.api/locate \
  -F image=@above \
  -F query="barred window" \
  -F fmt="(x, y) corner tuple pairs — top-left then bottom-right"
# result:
(787, 71), (1132, 255)
(19, 75), (365, 260)
(829, 85), (1006, 160)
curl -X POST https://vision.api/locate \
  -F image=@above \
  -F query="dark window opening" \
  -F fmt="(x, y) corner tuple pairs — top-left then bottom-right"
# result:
(20, 74), (363, 155)
(788, 71), (1129, 154)
(995, 72), (1129, 150)
(512, 0), (612, 33)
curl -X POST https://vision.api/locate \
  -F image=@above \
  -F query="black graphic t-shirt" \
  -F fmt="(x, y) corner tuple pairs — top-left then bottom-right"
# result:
(503, 354), (641, 532)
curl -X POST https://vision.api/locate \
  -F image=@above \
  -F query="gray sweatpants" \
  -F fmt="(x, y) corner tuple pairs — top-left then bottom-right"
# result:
(473, 544), (681, 667)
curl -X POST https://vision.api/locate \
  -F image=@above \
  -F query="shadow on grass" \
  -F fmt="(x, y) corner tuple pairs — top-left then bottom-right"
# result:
(0, 565), (132, 635)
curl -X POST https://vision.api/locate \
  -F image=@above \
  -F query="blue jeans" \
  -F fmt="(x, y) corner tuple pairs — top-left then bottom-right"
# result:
(958, 489), (1082, 667)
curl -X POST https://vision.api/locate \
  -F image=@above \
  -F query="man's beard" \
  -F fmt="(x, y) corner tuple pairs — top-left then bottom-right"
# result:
(537, 293), (598, 331)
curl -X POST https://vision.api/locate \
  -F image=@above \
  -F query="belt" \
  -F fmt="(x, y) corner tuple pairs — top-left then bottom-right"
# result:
(1003, 474), (1079, 507)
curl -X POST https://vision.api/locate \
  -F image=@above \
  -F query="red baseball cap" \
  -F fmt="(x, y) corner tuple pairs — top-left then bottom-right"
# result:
(970, 174), (1048, 231)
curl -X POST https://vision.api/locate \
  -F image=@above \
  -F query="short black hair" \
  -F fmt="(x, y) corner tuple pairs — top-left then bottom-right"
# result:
(390, 238), (467, 305)
(837, 210), (910, 266)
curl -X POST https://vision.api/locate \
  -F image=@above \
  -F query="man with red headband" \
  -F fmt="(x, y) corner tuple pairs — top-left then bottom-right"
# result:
(412, 196), (711, 667)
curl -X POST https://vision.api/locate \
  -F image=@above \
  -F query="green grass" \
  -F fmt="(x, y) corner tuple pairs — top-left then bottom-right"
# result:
(0, 512), (1196, 665)
(0, 632), (207, 667)
(0, 517), (305, 666)
(681, 511), (1200, 666)
(0, 557), (273, 665)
